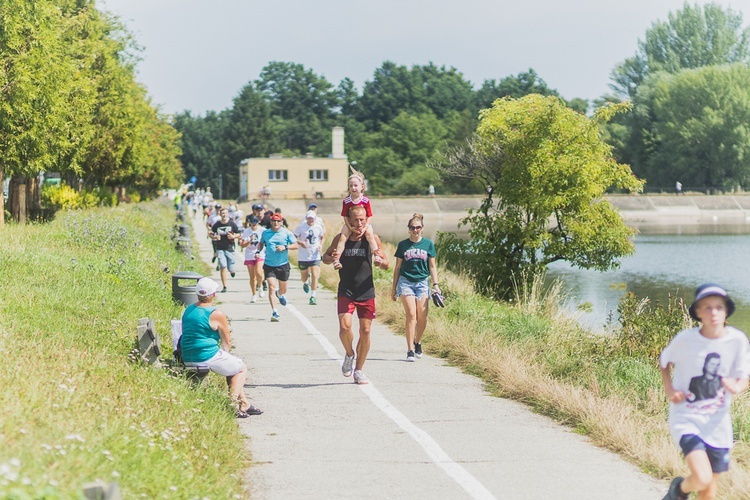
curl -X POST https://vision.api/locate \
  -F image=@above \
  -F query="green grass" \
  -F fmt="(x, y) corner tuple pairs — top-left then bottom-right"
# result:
(0, 202), (247, 498)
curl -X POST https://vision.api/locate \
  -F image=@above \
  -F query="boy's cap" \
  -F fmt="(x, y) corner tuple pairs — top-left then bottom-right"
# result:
(308, 203), (317, 209)
(252, 204), (263, 210)
(196, 277), (220, 297)
(689, 283), (735, 320)
(305, 210), (317, 219)
(270, 213), (283, 221)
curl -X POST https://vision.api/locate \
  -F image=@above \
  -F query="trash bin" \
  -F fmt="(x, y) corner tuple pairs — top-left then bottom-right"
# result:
(178, 224), (191, 237)
(172, 271), (203, 305)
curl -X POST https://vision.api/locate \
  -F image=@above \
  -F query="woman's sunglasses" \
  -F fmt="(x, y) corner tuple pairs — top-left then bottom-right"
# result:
(409, 225), (423, 231)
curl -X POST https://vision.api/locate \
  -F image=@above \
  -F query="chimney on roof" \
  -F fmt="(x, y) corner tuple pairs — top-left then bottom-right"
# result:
(332, 127), (346, 159)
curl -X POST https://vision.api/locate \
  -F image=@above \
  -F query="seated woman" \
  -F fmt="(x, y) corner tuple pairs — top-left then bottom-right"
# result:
(181, 277), (262, 417)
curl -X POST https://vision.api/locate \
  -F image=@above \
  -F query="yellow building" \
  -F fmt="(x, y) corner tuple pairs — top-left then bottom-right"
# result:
(239, 127), (349, 200)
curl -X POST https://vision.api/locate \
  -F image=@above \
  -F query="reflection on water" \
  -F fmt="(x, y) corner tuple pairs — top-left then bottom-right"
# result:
(548, 230), (750, 333)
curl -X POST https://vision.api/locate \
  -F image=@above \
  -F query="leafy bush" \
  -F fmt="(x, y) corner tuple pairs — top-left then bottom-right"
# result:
(41, 184), (129, 212)
(41, 184), (84, 210)
(615, 292), (694, 362)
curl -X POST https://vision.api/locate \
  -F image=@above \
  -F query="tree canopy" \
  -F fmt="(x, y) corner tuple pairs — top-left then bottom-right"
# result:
(602, 2), (750, 192)
(0, 0), (182, 224)
(174, 60), (587, 198)
(435, 95), (642, 298)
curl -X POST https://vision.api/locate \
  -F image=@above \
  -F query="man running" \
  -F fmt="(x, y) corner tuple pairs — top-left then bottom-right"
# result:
(322, 205), (389, 384)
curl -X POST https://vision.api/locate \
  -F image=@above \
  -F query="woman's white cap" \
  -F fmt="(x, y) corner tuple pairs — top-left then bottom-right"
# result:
(196, 277), (220, 297)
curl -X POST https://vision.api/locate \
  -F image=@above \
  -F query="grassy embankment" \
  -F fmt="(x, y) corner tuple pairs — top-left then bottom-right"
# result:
(315, 221), (750, 499)
(0, 202), (248, 498)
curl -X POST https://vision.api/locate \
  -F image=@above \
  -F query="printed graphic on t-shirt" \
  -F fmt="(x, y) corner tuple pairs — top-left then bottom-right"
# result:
(403, 247), (428, 261)
(687, 352), (724, 406)
(343, 247), (368, 257)
(306, 229), (318, 246)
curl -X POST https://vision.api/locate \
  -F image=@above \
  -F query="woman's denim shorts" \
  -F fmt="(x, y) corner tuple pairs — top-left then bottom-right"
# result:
(396, 275), (429, 299)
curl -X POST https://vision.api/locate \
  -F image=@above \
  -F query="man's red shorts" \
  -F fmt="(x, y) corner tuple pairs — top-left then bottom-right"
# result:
(337, 296), (376, 319)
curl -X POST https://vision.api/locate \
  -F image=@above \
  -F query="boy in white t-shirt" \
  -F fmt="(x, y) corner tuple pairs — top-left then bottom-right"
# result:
(294, 211), (324, 305)
(660, 284), (750, 499)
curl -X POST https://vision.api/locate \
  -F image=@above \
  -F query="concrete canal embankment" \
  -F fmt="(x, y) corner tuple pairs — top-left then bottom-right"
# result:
(254, 194), (750, 228)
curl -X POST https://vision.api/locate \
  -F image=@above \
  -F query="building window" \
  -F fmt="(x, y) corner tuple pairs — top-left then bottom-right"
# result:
(309, 169), (328, 181)
(268, 170), (287, 182)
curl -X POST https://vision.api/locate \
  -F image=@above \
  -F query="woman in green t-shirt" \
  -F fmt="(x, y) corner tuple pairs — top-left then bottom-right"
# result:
(391, 213), (441, 362)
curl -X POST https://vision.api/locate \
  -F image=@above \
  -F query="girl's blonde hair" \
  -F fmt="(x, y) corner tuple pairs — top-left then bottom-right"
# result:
(408, 213), (424, 227)
(348, 164), (366, 191)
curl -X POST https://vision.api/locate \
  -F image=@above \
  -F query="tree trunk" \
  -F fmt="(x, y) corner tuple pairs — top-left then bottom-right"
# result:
(27, 175), (40, 219)
(0, 167), (4, 227)
(9, 175), (27, 224)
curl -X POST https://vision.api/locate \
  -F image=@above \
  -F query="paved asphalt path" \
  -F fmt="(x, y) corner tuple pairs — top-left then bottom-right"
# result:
(191, 215), (665, 499)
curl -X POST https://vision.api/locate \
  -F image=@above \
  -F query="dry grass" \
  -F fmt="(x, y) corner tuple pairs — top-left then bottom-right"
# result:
(319, 252), (750, 498)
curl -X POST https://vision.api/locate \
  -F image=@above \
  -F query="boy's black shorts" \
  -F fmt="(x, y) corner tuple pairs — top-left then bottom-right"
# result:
(679, 434), (730, 473)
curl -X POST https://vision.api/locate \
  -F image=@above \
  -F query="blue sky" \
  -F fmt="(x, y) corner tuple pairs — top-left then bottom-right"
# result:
(99, 0), (750, 116)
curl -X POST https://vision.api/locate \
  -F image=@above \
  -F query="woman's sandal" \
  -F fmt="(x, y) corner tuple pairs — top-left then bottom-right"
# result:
(237, 405), (263, 418)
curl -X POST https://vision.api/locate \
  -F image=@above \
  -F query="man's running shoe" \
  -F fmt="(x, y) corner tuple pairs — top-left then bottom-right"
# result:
(221, 286), (227, 293)
(251, 294), (257, 303)
(262, 281), (268, 291)
(276, 290), (287, 306)
(414, 342), (423, 358)
(309, 296), (317, 305)
(259, 289), (266, 298)
(342, 354), (355, 377)
(303, 282), (310, 294)
(230, 271), (236, 278)
(353, 370), (368, 385)
(407, 350), (416, 362)
(271, 311), (280, 322)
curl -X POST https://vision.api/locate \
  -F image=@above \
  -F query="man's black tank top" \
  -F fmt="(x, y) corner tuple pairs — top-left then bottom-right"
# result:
(338, 237), (375, 301)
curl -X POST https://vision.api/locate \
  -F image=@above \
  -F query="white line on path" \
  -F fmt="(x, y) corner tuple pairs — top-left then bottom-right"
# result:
(287, 304), (498, 500)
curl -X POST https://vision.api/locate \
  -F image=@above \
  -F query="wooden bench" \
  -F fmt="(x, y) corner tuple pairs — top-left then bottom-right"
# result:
(135, 318), (209, 384)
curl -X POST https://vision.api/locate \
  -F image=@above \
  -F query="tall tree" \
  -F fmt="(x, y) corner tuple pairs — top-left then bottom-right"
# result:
(610, 3), (750, 98)
(173, 110), (228, 193)
(357, 61), (424, 131)
(0, 0), (96, 223)
(255, 61), (337, 155)
(475, 68), (559, 110)
(639, 64), (750, 190)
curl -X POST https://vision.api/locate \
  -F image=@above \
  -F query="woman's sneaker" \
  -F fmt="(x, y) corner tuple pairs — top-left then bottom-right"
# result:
(353, 370), (368, 385)
(271, 311), (280, 322)
(414, 343), (423, 358)
(407, 350), (416, 362)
